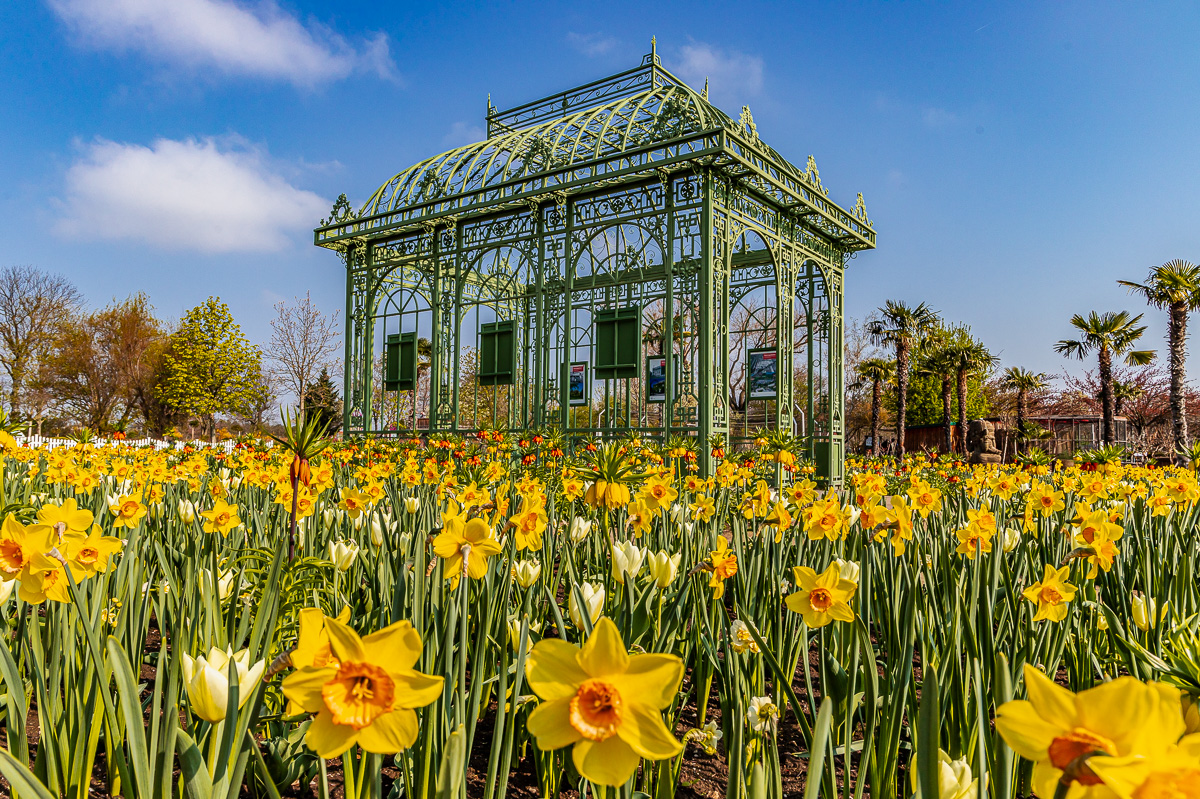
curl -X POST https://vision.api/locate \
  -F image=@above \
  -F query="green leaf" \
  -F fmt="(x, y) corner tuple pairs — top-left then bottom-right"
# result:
(435, 724), (466, 799)
(0, 746), (57, 799)
(175, 728), (215, 799)
(802, 698), (834, 799)
(917, 658), (941, 799)
(107, 636), (152, 797)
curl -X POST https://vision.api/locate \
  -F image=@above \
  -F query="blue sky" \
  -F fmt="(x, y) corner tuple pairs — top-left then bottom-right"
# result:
(3, 0), (1200, 387)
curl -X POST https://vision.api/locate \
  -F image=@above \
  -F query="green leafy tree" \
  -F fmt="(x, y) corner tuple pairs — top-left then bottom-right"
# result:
(1119, 260), (1200, 463)
(303, 368), (343, 435)
(1055, 310), (1155, 444)
(157, 297), (264, 442)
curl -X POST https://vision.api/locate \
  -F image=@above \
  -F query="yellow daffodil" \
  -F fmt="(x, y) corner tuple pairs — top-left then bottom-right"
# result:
(431, 503), (501, 589)
(200, 499), (242, 536)
(996, 664), (1185, 799)
(708, 535), (738, 598)
(637, 477), (678, 512)
(1022, 564), (1077, 623)
(784, 563), (856, 628)
(108, 494), (147, 529)
(282, 618), (443, 758)
(62, 524), (124, 577)
(36, 498), (94, 535)
(525, 617), (683, 786)
(0, 515), (56, 583)
(337, 488), (371, 519)
(510, 498), (548, 551)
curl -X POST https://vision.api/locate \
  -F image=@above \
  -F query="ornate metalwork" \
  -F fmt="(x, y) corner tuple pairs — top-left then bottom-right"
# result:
(315, 45), (875, 485)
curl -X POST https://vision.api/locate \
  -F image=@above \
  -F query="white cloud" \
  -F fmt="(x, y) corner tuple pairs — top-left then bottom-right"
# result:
(921, 107), (960, 129)
(442, 121), (485, 148)
(567, 32), (618, 57)
(47, 0), (396, 86)
(55, 136), (330, 253)
(671, 42), (764, 103)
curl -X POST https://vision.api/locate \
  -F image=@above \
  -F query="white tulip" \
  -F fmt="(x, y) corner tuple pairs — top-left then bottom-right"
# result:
(404, 497), (421, 514)
(832, 558), (861, 585)
(568, 516), (593, 543)
(910, 749), (982, 799)
(370, 515), (384, 547)
(610, 541), (646, 584)
(177, 499), (197, 525)
(568, 582), (605, 628)
(328, 539), (359, 571)
(181, 646), (266, 723)
(999, 526), (1020, 553)
(647, 550), (682, 588)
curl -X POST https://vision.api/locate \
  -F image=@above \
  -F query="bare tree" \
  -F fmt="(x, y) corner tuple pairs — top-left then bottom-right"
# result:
(266, 292), (340, 419)
(0, 266), (83, 420)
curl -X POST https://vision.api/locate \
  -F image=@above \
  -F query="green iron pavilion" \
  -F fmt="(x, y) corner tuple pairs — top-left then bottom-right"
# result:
(315, 42), (875, 485)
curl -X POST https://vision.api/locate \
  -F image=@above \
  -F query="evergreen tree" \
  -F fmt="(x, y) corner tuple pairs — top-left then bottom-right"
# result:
(303, 367), (343, 435)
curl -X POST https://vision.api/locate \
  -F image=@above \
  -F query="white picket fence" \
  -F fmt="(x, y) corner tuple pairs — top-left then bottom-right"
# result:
(14, 434), (243, 452)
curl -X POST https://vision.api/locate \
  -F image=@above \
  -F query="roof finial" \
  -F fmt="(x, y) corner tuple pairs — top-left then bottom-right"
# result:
(651, 35), (656, 55)
(487, 92), (493, 113)
(703, 77), (709, 100)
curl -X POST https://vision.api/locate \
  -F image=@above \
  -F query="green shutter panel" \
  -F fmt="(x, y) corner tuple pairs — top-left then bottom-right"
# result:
(385, 332), (418, 390)
(594, 305), (640, 379)
(479, 320), (515, 385)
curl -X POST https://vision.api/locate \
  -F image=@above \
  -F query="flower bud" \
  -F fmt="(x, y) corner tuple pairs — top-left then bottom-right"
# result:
(1132, 592), (1160, 631)
(647, 550), (682, 588)
(404, 496), (421, 514)
(1003, 527), (1021, 553)
(370, 515), (384, 547)
(177, 499), (197, 525)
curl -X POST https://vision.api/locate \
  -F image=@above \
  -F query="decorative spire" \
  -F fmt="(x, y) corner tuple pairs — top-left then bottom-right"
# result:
(853, 193), (872, 226)
(703, 77), (709, 100)
(738, 106), (758, 142)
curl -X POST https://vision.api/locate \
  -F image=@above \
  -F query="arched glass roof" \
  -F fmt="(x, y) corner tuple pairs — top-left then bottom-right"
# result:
(361, 83), (739, 217)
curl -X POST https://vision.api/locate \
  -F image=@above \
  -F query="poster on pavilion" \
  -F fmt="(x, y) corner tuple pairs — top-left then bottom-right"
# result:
(747, 348), (778, 399)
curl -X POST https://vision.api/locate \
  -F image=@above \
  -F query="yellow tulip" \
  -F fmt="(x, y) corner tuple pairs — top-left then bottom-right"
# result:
(525, 617), (683, 786)
(281, 618), (443, 758)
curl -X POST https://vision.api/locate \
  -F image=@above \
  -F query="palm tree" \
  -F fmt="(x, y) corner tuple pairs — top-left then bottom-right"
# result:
(1111, 379), (1144, 418)
(916, 329), (957, 455)
(854, 357), (895, 456)
(1055, 311), (1155, 444)
(1001, 366), (1047, 453)
(868, 301), (940, 458)
(942, 330), (997, 454)
(1119, 260), (1200, 464)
